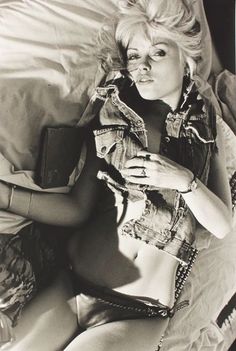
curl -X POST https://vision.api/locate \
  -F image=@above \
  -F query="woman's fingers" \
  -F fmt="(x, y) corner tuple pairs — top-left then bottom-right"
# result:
(121, 152), (190, 189)
(124, 157), (146, 168)
(123, 176), (150, 184)
(136, 150), (161, 162)
(122, 153), (163, 183)
(125, 156), (161, 170)
(121, 167), (149, 178)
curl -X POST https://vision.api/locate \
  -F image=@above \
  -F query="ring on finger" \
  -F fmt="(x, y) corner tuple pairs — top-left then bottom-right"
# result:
(141, 158), (146, 168)
(141, 168), (147, 177)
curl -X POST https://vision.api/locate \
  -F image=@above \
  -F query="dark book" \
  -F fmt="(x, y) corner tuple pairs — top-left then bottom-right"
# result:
(36, 126), (84, 188)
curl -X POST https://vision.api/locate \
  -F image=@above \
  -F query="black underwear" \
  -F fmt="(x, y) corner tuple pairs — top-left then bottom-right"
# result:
(72, 274), (174, 329)
(71, 248), (198, 329)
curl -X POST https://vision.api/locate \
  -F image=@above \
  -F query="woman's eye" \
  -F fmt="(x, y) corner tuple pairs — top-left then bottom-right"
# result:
(153, 49), (166, 57)
(127, 54), (140, 61)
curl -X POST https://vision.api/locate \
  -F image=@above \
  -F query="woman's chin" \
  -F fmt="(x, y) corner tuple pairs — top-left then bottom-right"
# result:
(137, 90), (160, 101)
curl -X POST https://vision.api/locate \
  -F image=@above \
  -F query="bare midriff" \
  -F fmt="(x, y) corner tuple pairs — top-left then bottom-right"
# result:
(70, 206), (178, 308)
(70, 115), (179, 308)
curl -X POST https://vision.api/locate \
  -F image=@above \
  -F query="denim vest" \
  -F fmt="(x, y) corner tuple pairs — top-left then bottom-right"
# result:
(92, 78), (216, 265)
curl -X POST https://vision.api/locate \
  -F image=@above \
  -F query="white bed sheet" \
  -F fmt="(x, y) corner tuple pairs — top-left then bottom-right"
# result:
(0, 0), (117, 171)
(0, 0), (235, 349)
(0, 0), (212, 171)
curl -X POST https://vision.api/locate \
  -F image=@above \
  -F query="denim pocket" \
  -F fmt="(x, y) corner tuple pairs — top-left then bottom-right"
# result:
(94, 126), (127, 169)
(182, 117), (215, 181)
(94, 125), (143, 170)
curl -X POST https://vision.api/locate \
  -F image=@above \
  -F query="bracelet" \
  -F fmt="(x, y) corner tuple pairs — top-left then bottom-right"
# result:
(27, 191), (33, 217)
(179, 174), (198, 194)
(7, 184), (33, 217)
(7, 184), (17, 210)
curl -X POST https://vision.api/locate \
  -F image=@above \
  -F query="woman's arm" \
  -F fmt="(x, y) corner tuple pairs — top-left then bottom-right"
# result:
(0, 134), (102, 227)
(181, 121), (232, 238)
(121, 123), (233, 238)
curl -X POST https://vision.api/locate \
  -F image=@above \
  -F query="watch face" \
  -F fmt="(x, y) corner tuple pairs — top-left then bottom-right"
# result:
(179, 177), (198, 194)
(190, 179), (198, 191)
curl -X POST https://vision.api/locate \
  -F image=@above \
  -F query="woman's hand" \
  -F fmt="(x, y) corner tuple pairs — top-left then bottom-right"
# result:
(0, 181), (10, 209)
(120, 150), (193, 192)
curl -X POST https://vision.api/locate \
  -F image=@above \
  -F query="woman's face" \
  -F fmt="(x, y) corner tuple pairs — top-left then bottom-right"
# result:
(126, 33), (185, 109)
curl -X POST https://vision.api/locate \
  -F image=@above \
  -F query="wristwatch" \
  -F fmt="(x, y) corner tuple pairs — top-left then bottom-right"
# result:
(179, 175), (198, 194)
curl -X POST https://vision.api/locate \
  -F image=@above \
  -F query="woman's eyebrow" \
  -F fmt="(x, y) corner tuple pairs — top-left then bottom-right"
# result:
(152, 41), (169, 46)
(127, 41), (169, 52)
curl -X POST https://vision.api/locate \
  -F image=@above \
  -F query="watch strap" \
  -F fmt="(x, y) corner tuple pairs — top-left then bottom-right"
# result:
(179, 174), (198, 194)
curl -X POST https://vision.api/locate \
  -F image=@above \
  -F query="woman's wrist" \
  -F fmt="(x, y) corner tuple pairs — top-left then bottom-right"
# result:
(178, 170), (198, 194)
(8, 185), (33, 217)
(179, 175), (198, 194)
(0, 181), (33, 217)
(7, 184), (17, 209)
(0, 181), (12, 209)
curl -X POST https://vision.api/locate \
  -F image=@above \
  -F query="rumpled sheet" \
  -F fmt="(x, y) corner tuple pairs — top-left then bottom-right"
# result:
(0, 0), (116, 171)
(0, 0), (236, 349)
(0, 0), (212, 172)
(162, 219), (236, 351)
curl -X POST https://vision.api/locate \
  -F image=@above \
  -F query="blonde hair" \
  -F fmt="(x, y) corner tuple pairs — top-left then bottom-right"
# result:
(97, 0), (202, 76)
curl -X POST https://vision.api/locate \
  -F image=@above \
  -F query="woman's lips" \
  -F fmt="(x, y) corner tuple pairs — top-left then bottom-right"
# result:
(136, 76), (154, 84)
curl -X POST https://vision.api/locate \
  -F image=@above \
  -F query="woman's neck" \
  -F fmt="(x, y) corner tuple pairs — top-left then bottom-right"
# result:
(160, 87), (182, 112)
(120, 84), (172, 123)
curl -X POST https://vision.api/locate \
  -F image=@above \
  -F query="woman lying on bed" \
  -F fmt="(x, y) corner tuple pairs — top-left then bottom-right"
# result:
(0, 0), (233, 350)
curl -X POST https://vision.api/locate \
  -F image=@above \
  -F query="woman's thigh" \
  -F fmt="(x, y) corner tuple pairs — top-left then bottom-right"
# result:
(64, 317), (169, 351)
(6, 270), (78, 351)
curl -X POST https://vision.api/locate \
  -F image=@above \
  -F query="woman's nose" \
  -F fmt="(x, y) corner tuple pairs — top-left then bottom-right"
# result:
(138, 58), (151, 72)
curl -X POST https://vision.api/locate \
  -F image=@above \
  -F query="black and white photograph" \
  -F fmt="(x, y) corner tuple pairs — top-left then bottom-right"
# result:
(0, 0), (235, 350)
